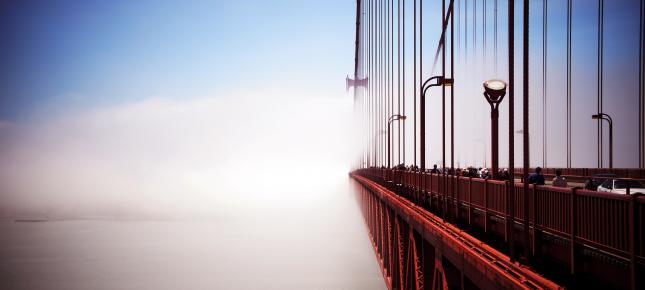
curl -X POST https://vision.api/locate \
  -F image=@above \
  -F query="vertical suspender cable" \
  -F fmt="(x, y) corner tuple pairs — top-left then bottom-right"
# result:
(494, 0), (498, 74)
(596, 0), (604, 168)
(522, 0), (531, 262)
(542, 0), (547, 167)
(378, 0), (381, 166)
(371, 0), (374, 166)
(385, 0), (388, 166)
(466, 0), (468, 60)
(507, 0), (516, 263)
(369, 0), (371, 166)
(383, 0), (392, 168)
(376, 0), (379, 166)
(458, 0), (461, 59)
(379, 0), (382, 166)
(414, 0), (417, 167)
(392, 0), (395, 166)
(386, 0), (389, 166)
(387, 0), (390, 167)
(638, 0), (645, 168)
(443, 0), (446, 169)
(403, 0), (407, 165)
(420, 0), (424, 170)
(483, 0), (486, 65)
(362, 0), (365, 167)
(366, 0), (369, 167)
(381, 0), (384, 166)
(450, 0), (456, 219)
(384, 0), (392, 166)
(442, 0), (447, 218)
(370, 0), (378, 166)
(398, 0), (402, 165)
(567, 0), (572, 168)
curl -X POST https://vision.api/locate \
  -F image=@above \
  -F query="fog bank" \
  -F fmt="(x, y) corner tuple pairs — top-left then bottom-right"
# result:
(0, 89), (355, 219)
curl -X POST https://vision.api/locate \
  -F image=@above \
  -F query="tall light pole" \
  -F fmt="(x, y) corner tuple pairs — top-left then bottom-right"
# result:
(592, 113), (613, 168)
(388, 114), (407, 168)
(420, 76), (453, 170)
(483, 79), (508, 179)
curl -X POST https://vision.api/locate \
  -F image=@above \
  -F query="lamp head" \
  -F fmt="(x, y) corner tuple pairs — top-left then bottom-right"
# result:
(591, 114), (602, 120)
(441, 78), (454, 86)
(399, 115), (407, 120)
(483, 79), (507, 103)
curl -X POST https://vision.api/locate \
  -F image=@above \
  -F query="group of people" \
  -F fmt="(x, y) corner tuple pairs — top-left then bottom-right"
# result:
(382, 164), (570, 188)
(527, 167), (569, 188)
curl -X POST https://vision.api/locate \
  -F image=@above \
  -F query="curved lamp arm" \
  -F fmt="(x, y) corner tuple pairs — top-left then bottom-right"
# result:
(421, 76), (453, 97)
(592, 113), (613, 126)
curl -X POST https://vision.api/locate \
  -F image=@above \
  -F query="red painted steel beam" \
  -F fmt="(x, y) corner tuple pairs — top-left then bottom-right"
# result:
(352, 173), (562, 290)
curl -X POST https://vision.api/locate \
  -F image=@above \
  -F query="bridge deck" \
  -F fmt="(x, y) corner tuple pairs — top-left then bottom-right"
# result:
(352, 173), (561, 289)
(353, 168), (644, 289)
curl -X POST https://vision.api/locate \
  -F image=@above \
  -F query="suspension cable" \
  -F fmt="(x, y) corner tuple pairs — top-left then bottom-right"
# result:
(494, 0), (497, 74)
(420, 0), (424, 169)
(567, 0), (572, 167)
(391, 0), (395, 166)
(543, 0), (547, 167)
(483, 0), (486, 66)
(396, 0), (403, 165)
(638, 0), (645, 168)
(403, 0), (406, 165)
(414, 0), (417, 166)
(597, 0), (605, 168)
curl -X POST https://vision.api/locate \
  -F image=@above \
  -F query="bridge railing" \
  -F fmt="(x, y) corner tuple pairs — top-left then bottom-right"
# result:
(355, 168), (644, 270)
(513, 167), (645, 182)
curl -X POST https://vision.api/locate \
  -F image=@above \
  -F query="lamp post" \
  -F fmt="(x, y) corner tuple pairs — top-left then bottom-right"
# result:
(420, 76), (453, 170)
(388, 115), (407, 168)
(592, 113), (613, 168)
(483, 79), (508, 179)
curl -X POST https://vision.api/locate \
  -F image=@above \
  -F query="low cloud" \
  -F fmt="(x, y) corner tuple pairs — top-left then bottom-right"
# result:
(0, 89), (355, 219)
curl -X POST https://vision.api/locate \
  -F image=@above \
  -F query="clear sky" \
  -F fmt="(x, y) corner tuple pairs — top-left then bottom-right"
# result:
(0, 0), (355, 120)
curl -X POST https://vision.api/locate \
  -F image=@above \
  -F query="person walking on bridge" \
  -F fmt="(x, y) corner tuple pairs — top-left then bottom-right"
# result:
(528, 167), (546, 185)
(552, 169), (568, 187)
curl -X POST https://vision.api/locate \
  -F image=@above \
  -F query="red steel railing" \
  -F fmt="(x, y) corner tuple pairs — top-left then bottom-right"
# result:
(355, 168), (645, 279)
(513, 167), (645, 182)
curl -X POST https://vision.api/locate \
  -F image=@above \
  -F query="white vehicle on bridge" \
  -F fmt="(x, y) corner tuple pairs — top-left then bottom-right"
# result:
(597, 179), (645, 195)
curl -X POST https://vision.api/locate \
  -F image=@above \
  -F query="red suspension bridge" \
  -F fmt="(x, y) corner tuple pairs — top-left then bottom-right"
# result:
(347, 0), (645, 289)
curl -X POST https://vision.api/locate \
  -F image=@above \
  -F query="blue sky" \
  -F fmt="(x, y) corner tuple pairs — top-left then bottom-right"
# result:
(0, 0), (643, 170)
(0, 0), (355, 120)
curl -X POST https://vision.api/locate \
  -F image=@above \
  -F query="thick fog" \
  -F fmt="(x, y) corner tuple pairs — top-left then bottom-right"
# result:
(0, 88), (356, 220)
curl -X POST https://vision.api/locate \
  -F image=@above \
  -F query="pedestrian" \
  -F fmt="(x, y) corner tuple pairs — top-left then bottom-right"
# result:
(528, 167), (545, 185)
(584, 178), (597, 190)
(552, 169), (568, 187)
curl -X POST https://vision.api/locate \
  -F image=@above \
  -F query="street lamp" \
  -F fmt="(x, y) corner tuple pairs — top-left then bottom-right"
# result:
(483, 79), (508, 179)
(387, 114), (407, 168)
(592, 113), (613, 168)
(420, 76), (453, 170)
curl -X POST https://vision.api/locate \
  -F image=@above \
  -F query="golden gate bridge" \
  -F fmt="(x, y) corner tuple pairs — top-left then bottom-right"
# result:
(347, 0), (644, 289)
